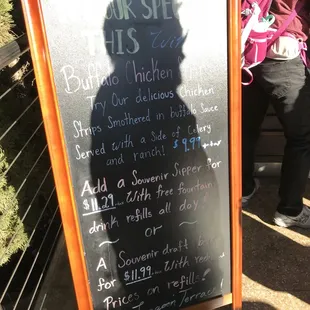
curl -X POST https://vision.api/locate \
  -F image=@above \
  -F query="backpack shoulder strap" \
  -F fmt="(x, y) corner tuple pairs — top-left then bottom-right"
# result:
(267, 1), (304, 48)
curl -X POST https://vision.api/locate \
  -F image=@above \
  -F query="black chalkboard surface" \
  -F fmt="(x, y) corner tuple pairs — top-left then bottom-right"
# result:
(40, 0), (232, 309)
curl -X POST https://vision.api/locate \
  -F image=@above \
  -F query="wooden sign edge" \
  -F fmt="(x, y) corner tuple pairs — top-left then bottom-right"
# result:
(228, 0), (242, 308)
(20, 1), (93, 309)
(20, 0), (242, 309)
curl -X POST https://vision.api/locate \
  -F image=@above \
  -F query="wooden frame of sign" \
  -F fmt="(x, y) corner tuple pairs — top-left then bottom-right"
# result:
(21, 0), (241, 309)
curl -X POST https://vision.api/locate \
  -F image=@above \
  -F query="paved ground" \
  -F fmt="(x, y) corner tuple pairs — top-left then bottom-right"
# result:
(33, 178), (310, 310)
(241, 178), (310, 310)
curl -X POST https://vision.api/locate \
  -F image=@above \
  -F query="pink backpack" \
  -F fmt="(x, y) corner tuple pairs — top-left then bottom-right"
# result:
(241, 0), (306, 85)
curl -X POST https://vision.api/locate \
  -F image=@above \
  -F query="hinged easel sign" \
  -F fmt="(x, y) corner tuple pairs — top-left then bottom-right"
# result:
(21, 0), (242, 309)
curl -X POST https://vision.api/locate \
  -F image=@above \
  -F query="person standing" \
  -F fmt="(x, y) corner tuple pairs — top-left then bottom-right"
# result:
(242, 0), (310, 228)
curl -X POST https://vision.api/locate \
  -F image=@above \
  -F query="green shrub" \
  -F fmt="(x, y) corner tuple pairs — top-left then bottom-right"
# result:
(0, 0), (29, 266)
(0, 0), (15, 47)
(0, 146), (28, 266)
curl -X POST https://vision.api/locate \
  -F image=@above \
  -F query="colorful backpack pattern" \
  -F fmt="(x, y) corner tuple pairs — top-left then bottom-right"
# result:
(241, 0), (275, 84)
(241, 0), (307, 85)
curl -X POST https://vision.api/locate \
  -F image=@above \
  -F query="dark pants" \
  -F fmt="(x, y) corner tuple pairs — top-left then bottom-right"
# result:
(242, 56), (310, 216)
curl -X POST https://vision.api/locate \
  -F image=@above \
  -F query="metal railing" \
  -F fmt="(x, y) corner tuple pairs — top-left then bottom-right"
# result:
(0, 34), (61, 310)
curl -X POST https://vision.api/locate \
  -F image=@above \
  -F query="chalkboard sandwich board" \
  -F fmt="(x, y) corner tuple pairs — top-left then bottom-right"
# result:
(21, 0), (242, 309)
